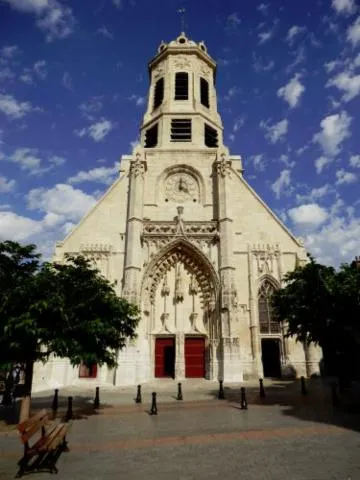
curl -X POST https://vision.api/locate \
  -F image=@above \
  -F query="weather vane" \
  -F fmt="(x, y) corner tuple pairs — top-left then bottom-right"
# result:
(177, 7), (186, 33)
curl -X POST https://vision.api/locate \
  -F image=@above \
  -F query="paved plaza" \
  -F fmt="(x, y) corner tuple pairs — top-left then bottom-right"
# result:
(0, 379), (359, 479)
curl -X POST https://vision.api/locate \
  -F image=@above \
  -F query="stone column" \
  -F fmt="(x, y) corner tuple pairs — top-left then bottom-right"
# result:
(123, 148), (147, 307)
(215, 148), (242, 382)
(248, 245), (263, 378)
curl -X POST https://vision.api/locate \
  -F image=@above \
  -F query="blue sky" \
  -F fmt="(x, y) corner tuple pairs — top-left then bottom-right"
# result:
(0, 0), (359, 266)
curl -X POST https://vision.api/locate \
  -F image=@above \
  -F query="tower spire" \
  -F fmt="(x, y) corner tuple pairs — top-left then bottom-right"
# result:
(177, 7), (186, 34)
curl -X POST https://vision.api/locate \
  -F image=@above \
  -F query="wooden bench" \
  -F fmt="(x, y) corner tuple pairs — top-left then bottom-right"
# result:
(16, 409), (71, 477)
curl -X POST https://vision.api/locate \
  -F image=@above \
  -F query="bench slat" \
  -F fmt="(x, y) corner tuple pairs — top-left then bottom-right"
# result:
(47, 423), (70, 451)
(37, 424), (64, 452)
(27, 424), (59, 455)
(20, 414), (50, 444)
(18, 409), (47, 434)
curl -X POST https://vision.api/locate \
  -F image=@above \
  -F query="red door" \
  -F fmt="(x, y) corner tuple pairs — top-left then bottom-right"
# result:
(155, 338), (175, 378)
(185, 337), (205, 378)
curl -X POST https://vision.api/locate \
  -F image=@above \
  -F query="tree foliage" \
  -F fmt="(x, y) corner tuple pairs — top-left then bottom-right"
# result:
(272, 255), (360, 376)
(0, 241), (140, 394)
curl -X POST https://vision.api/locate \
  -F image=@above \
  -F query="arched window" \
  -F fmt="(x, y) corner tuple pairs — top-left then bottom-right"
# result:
(200, 77), (209, 107)
(258, 280), (280, 334)
(153, 78), (164, 109)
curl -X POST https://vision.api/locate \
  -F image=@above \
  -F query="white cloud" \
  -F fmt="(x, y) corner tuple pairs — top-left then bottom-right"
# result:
(279, 154), (295, 168)
(277, 74), (305, 108)
(327, 70), (360, 102)
(271, 169), (291, 199)
(296, 184), (332, 202)
(33, 59), (47, 78)
(79, 97), (103, 120)
(350, 154), (360, 167)
(10, 147), (42, 173)
(75, 119), (114, 142)
(0, 93), (35, 119)
(97, 26), (113, 39)
(324, 60), (342, 73)
(335, 168), (357, 184)
(252, 53), (275, 72)
(27, 184), (96, 221)
(315, 156), (332, 174)
(62, 71), (72, 90)
(49, 155), (66, 166)
(288, 203), (328, 226)
(257, 3), (269, 14)
(260, 118), (288, 144)
(113, 0), (123, 8)
(67, 162), (119, 185)
(128, 94), (146, 106)
(285, 45), (306, 73)
(2, 0), (75, 42)
(313, 111), (352, 156)
(258, 30), (273, 44)
(0, 211), (43, 241)
(347, 16), (360, 46)
(1, 45), (20, 58)
(332, 0), (356, 15)
(286, 25), (305, 44)
(0, 175), (16, 193)
(225, 12), (241, 31)
(250, 154), (266, 171)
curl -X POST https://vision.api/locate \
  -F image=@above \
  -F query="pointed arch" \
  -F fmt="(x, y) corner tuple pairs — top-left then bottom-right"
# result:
(258, 275), (281, 334)
(141, 238), (219, 309)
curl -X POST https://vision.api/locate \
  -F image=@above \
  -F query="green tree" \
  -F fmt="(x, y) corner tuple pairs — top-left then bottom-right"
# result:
(272, 255), (360, 378)
(0, 241), (139, 416)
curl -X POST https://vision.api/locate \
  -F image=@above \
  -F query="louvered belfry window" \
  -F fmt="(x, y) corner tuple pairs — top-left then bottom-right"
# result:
(200, 77), (210, 107)
(144, 123), (158, 148)
(153, 78), (164, 109)
(170, 119), (191, 142)
(204, 123), (218, 147)
(175, 72), (189, 100)
(258, 280), (281, 334)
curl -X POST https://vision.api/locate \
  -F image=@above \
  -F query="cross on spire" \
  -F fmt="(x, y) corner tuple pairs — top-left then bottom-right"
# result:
(177, 7), (186, 34)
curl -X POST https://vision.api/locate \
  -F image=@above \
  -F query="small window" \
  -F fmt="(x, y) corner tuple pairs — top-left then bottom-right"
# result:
(79, 362), (97, 378)
(175, 72), (188, 100)
(204, 124), (218, 147)
(171, 119), (191, 142)
(153, 78), (164, 109)
(200, 78), (209, 108)
(145, 123), (158, 148)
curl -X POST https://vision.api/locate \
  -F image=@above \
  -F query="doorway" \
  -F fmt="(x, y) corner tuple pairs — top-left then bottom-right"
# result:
(185, 337), (205, 378)
(155, 337), (175, 378)
(261, 338), (281, 378)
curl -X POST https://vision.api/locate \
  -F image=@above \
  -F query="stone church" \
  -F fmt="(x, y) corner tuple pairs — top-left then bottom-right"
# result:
(33, 33), (321, 391)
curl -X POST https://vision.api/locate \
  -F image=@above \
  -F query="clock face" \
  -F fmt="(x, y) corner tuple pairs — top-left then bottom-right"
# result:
(165, 173), (198, 203)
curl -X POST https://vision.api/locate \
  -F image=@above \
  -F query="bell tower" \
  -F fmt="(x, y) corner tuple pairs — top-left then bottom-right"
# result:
(141, 33), (223, 149)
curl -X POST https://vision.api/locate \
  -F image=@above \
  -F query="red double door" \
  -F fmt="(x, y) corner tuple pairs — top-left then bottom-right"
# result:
(155, 337), (205, 378)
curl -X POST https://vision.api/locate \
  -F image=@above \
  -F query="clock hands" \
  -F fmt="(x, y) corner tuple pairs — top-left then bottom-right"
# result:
(178, 177), (189, 193)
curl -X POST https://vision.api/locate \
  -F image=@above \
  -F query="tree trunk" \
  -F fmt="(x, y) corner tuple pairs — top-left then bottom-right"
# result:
(19, 360), (34, 423)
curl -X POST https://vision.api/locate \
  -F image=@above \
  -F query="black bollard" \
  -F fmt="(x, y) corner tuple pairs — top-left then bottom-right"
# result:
(218, 380), (225, 400)
(300, 376), (308, 396)
(136, 385), (142, 404)
(65, 396), (73, 421)
(259, 378), (265, 398)
(331, 382), (339, 408)
(150, 392), (158, 415)
(51, 388), (59, 412)
(240, 387), (248, 410)
(94, 386), (100, 409)
(177, 382), (183, 401)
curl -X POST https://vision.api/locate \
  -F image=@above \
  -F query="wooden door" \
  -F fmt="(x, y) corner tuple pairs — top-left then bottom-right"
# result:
(185, 337), (205, 378)
(155, 337), (175, 378)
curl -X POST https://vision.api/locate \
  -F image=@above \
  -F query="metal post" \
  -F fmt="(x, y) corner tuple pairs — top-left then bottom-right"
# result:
(136, 385), (142, 404)
(66, 396), (73, 421)
(94, 386), (100, 409)
(51, 389), (59, 412)
(218, 380), (225, 400)
(177, 382), (183, 401)
(241, 387), (248, 410)
(300, 376), (308, 396)
(150, 392), (158, 415)
(259, 378), (265, 398)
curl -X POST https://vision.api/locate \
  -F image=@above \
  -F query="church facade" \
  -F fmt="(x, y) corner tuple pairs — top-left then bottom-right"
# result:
(33, 34), (321, 391)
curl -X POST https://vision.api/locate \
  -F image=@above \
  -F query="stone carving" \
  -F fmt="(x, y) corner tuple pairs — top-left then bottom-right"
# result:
(153, 65), (164, 80)
(200, 65), (211, 78)
(252, 243), (280, 275)
(130, 152), (147, 178)
(173, 55), (192, 69)
(216, 153), (232, 178)
(165, 172), (199, 203)
(174, 264), (184, 302)
(160, 313), (171, 333)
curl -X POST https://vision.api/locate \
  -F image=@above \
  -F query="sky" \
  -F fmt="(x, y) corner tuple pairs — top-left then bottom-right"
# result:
(0, 0), (359, 267)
